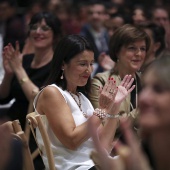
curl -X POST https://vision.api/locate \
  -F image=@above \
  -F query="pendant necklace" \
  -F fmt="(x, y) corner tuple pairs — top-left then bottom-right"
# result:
(68, 91), (88, 118)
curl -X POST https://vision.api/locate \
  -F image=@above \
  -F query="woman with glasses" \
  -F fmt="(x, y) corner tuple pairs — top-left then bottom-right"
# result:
(88, 24), (150, 142)
(0, 11), (62, 169)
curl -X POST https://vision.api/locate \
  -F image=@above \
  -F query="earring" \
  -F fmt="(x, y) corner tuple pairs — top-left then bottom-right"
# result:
(60, 69), (64, 79)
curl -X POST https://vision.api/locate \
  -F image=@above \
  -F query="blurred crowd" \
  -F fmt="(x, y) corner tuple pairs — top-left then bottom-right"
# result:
(0, 0), (170, 169)
(0, 0), (170, 80)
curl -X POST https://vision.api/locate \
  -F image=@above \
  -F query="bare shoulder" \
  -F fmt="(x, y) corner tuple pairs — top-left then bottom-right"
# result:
(37, 85), (66, 114)
(40, 85), (65, 103)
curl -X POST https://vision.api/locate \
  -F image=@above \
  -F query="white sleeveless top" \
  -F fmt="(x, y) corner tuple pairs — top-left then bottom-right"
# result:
(33, 84), (95, 170)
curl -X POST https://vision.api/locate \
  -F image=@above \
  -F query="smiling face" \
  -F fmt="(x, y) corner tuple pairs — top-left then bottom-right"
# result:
(63, 50), (94, 91)
(30, 19), (54, 49)
(117, 40), (146, 75)
(139, 69), (170, 131)
(87, 4), (106, 30)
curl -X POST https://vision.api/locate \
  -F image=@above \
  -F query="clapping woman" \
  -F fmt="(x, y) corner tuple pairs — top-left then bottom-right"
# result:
(0, 11), (62, 169)
(0, 11), (62, 129)
(33, 34), (135, 170)
(88, 24), (150, 139)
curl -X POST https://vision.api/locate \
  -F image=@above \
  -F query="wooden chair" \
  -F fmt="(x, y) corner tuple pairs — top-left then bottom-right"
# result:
(26, 112), (56, 170)
(25, 89), (39, 141)
(1, 120), (35, 170)
(24, 90), (40, 160)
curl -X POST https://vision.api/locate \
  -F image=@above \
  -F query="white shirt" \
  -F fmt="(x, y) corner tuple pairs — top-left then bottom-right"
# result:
(34, 84), (95, 170)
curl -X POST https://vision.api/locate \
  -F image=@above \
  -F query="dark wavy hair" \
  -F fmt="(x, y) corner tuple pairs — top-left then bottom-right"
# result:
(28, 11), (62, 49)
(44, 34), (94, 94)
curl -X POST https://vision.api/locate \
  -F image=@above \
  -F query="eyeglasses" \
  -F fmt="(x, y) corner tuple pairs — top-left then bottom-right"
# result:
(30, 24), (52, 32)
(126, 46), (146, 54)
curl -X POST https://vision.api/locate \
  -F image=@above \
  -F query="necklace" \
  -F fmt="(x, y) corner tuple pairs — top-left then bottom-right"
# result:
(68, 91), (88, 118)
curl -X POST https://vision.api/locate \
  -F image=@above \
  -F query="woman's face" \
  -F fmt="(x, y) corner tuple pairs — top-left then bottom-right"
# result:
(117, 40), (146, 73)
(132, 8), (146, 25)
(139, 69), (170, 131)
(30, 19), (54, 49)
(63, 50), (94, 90)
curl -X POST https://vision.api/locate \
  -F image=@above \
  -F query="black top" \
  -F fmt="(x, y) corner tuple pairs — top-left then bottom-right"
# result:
(0, 54), (52, 129)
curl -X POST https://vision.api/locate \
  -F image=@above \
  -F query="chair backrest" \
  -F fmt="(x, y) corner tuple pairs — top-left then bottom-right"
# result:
(1, 120), (35, 170)
(26, 112), (56, 170)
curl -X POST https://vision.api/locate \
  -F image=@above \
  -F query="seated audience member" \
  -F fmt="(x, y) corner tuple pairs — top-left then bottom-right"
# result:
(0, 11), (62, 130)
(33, 34), (135, 170)
(89, 55), (170, 170)
(98, 12), (125, 72)
(151, 5), (170, 50)
(140, 23), (170, 71)
(80, 1), (109, 76)
(0, 11), (62, 169)
(104, 12), (125, 38)
(131, 4), (150, 26)
(88, 24), (150, 140)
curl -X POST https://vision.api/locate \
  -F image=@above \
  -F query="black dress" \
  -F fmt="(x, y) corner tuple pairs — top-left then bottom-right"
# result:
(0, 54), (51, 129)
(0, 53), (52, 170)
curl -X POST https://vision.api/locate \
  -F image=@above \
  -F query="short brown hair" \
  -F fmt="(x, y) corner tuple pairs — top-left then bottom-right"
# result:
(109, 24), (151, 62)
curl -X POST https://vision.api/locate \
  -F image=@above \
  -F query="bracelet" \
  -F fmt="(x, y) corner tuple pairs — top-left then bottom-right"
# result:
(93, 109), (120, 119)
(20, 77), (28, 85)
(105, 113), (120, 119)
(93, 108), (106, 119)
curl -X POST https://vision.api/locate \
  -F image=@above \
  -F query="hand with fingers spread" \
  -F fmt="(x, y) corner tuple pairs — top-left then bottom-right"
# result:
(115, 75), (135, 104)
(108, 75), (135, 115)
(98, 77), (118, 112)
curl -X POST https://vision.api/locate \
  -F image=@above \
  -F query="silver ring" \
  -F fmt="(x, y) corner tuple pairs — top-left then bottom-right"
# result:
(109, 89), (114, 94)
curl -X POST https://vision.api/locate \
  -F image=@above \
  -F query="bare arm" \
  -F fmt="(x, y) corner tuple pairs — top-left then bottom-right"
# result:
(36, 86), (102, 150)
(36, 76), (134, 152)
(97, 75), (135, 153)
(36, 77), (117, 150)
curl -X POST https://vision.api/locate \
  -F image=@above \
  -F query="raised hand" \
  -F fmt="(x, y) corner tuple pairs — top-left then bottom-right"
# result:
(2, 46), (13, 75)
(115, 75), (135, 104)
(3, 41), (22, 74)
(98, 52), (115, 71)
(98, 78), (118, 112)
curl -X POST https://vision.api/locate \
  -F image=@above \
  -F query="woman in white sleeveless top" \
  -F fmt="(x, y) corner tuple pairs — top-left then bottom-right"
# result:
(34, 35), (135, 170)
